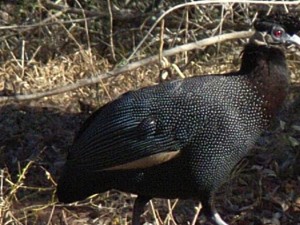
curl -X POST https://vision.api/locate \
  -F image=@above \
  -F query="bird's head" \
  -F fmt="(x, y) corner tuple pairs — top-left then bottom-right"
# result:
(251, 13), (300, 47)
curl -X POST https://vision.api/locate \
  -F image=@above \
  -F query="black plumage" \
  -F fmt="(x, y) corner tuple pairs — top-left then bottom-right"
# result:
(57, 14), (300, 225)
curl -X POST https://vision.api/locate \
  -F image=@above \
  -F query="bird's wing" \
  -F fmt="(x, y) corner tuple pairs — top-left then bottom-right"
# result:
(66, 94), (184, 172)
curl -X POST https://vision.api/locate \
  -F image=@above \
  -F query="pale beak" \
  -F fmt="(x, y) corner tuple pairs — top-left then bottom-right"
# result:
(287, 34), (300, 46)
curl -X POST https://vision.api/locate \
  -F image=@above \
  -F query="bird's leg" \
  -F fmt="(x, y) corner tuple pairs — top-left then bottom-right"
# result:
(210, 208), (228, 225)
(201, 195), (228, 225)
(132, 196), (151, 225)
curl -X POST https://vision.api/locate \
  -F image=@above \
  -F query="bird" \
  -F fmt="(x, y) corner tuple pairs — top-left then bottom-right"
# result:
(57, 13), (300, 225)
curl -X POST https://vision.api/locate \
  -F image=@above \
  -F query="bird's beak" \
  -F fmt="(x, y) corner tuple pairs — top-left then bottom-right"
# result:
(287, 34), (300, 46)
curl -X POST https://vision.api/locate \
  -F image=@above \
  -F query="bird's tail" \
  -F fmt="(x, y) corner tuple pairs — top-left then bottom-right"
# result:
(56, 164), (110, 203)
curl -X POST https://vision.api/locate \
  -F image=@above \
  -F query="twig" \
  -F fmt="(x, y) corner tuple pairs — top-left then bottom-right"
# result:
(46, 204), (56, 225)
(41, 0), (147, 21)
(164, 199), (178, 224)
(107, 0), (116, 61)
(126, 0), (300, 62)
(191, 203), (202, 225)
(0, 30), (254, 103)
(0, 17), (97, 31)
(150, 200), (161, 225)
(159, 19), (165, 64)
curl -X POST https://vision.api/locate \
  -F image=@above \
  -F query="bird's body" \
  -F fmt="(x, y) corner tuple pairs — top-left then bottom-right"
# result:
(60, 69), (274, 197)
(57, 14), (300, 225)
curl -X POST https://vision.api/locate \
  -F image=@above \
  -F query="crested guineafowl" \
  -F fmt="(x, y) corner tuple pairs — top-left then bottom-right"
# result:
(57, 14), (300, 225)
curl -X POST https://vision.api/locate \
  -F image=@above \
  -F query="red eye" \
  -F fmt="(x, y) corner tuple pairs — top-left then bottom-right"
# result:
(273, 29), (283, 38)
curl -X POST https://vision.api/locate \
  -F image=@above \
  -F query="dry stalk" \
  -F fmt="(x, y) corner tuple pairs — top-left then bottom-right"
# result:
(191, 203), (202, 225)
(107, 0), (116, 61)
(6, 161), (34, 202)
(0, 30), (253, 103)
(164, 199), (178, 224)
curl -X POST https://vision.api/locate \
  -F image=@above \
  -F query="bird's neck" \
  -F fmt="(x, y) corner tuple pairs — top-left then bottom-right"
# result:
(240, 43), (290, 118)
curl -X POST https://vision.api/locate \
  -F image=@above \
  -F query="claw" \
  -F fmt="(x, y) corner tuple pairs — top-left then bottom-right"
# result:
(211, 210), (228, 225)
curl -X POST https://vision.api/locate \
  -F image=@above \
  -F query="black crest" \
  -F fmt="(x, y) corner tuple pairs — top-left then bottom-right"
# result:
(255, 13), (300, 34)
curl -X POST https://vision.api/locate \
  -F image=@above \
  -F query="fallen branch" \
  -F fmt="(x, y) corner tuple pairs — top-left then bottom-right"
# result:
(0, 30), (253, 103)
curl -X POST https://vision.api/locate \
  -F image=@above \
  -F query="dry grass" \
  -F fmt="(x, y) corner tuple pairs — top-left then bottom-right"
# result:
(0, 1), (300, 225)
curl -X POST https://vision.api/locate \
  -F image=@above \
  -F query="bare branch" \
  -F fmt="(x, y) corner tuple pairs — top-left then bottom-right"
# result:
(126, 0), (300, 61)
(0, 30), (254, 103)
